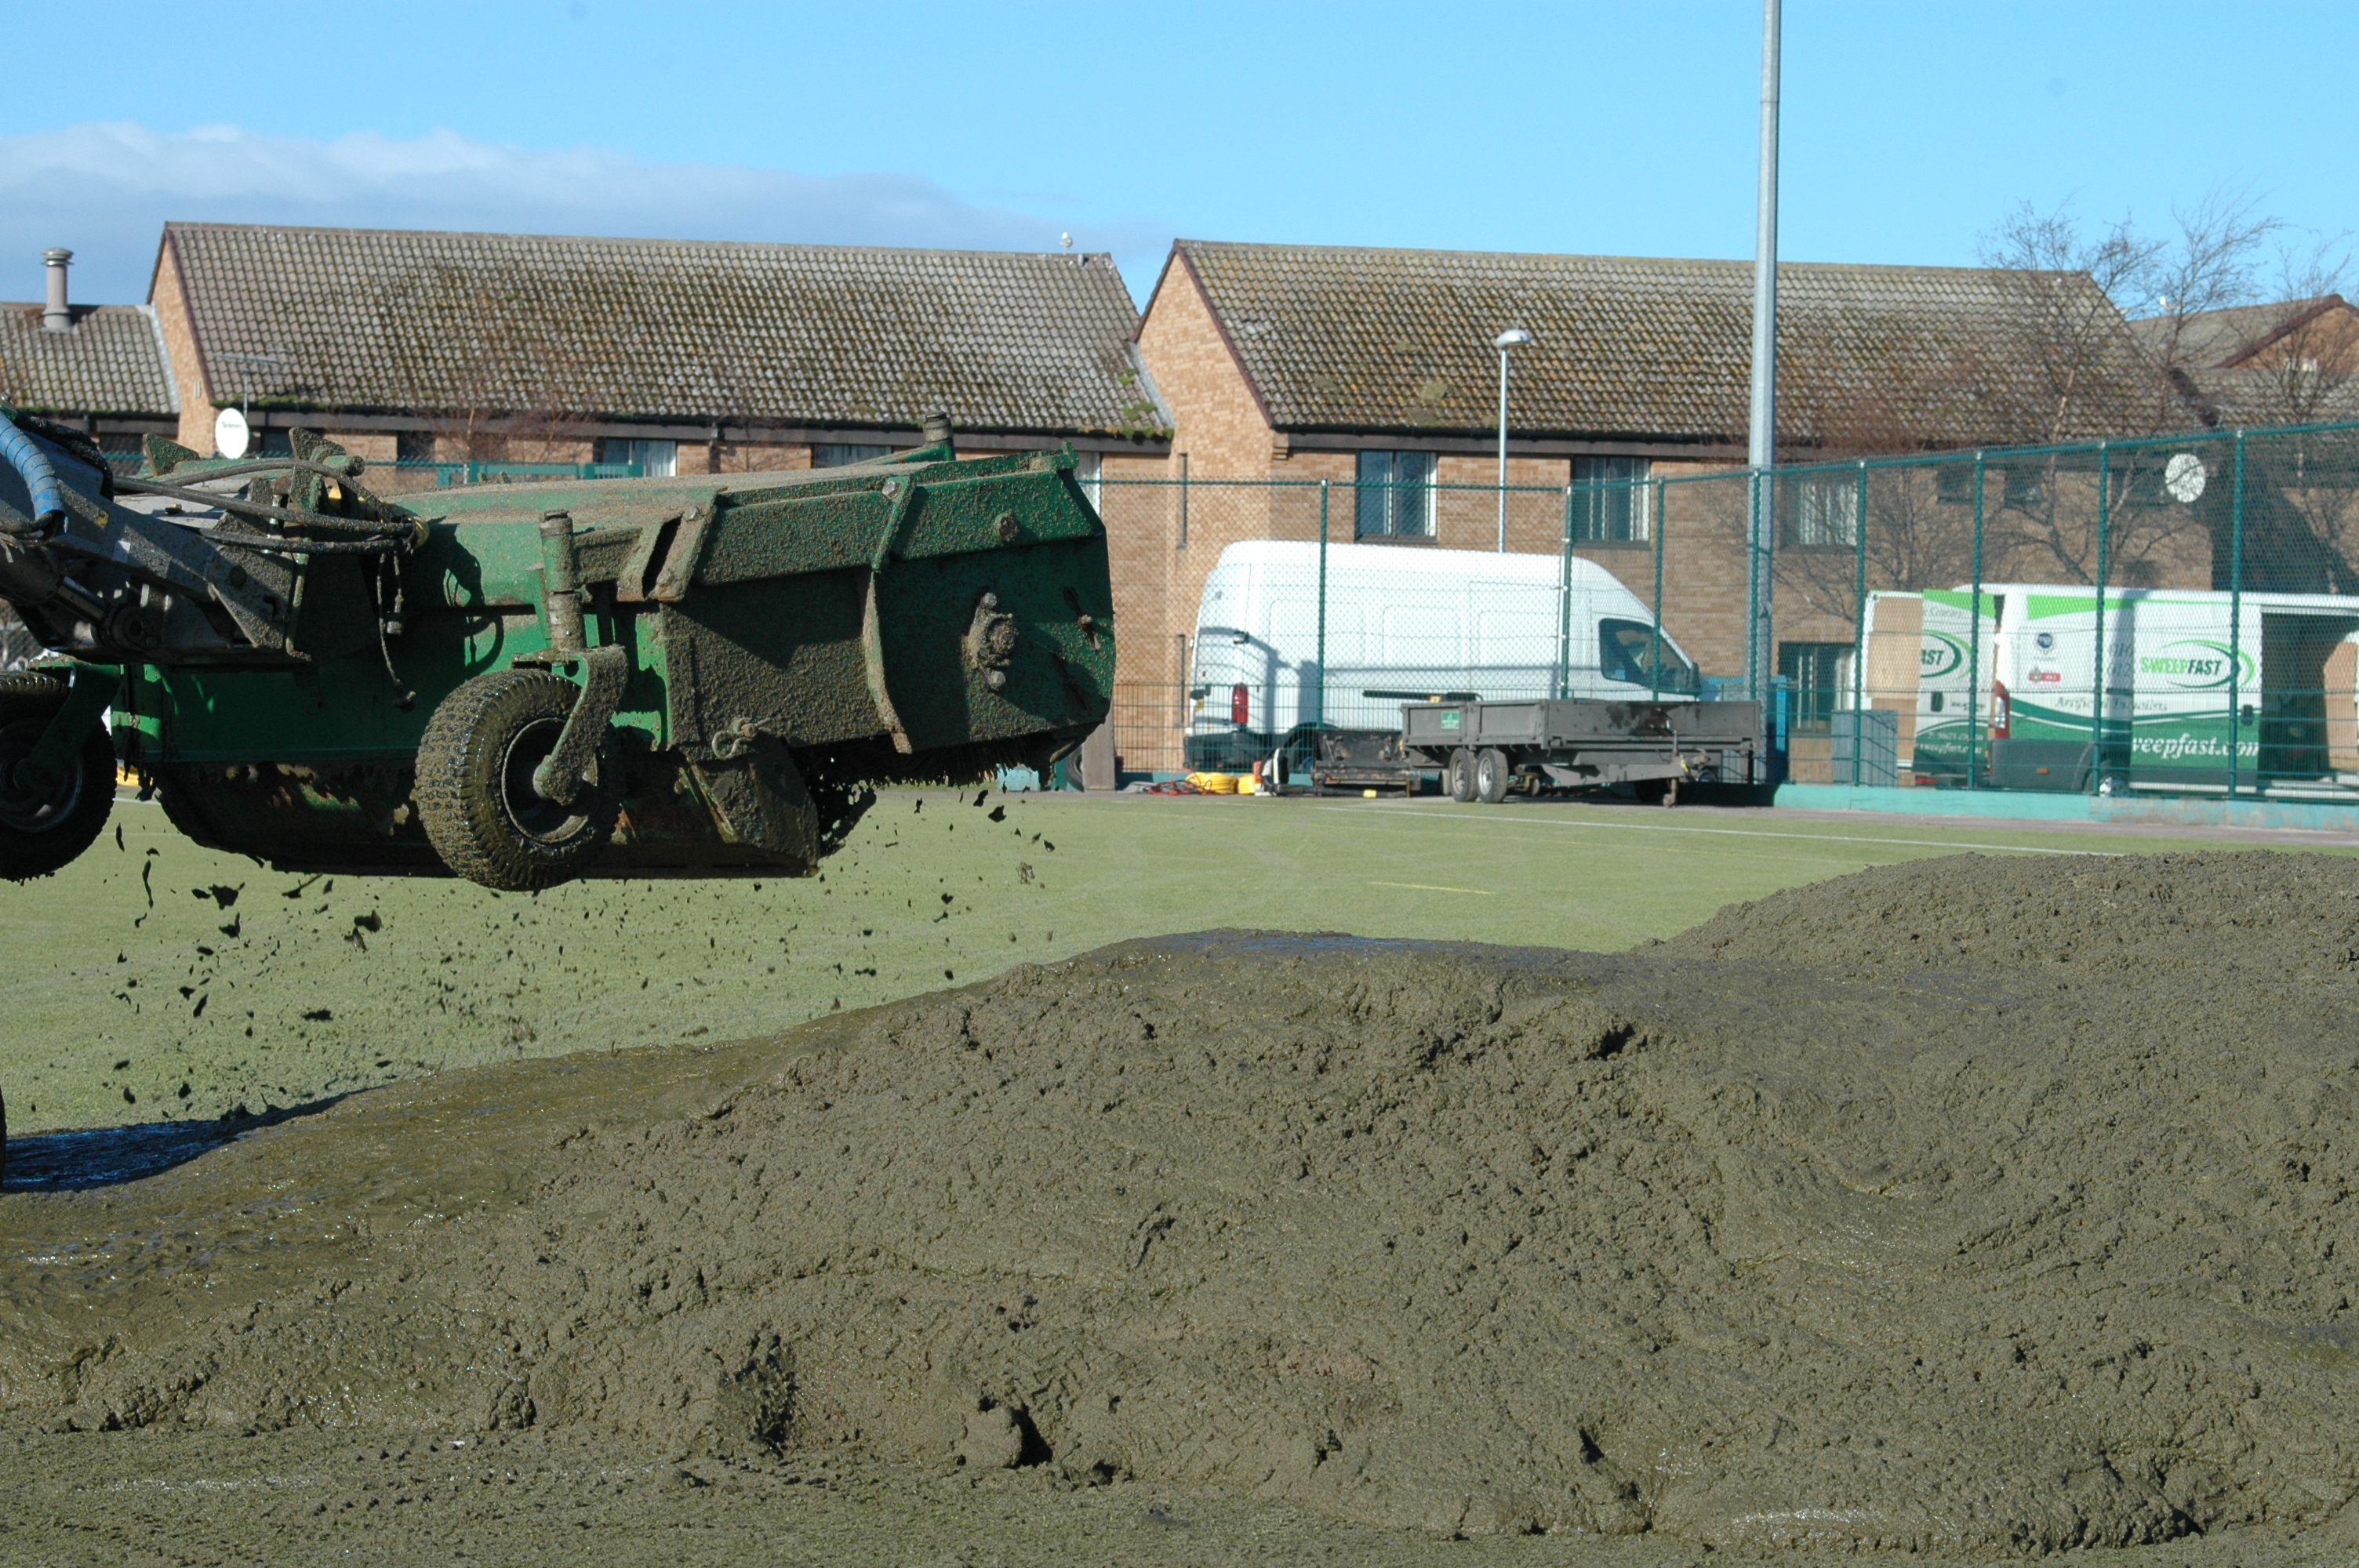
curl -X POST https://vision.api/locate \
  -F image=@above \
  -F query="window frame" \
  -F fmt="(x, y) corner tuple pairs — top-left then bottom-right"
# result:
(1568, 456), (1652, 546)
(1779, 472), (1859, 550)
(593, 437), (677, 477)
(812, 442), (894, 469)
(1353, 450), (1437, 539)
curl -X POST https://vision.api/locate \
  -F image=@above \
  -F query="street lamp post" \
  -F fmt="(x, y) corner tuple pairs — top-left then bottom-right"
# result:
(1494, 327), (1533, 552)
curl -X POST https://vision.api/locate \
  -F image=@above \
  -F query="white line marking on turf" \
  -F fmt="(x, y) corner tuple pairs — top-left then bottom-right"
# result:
(1321, 808), (2124, 857)
(1370, 881), (1496, 895)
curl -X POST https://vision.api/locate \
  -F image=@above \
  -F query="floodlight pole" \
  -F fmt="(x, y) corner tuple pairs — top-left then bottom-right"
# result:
(1495, 327), (1532, 552)
(1746, 0), (1781, 699)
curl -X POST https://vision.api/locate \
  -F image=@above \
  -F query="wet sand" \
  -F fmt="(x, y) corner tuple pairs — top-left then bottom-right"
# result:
(7, 851), (2359, 1561)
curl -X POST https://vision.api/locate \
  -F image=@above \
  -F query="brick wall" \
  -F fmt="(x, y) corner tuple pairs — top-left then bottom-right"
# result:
(150, 243), (215, 455)
(322, 432), (397, 465)
(710, 441), (812, 473)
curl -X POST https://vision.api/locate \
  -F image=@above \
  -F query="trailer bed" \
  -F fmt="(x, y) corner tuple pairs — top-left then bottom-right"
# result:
(1401, 699), (1761, 802)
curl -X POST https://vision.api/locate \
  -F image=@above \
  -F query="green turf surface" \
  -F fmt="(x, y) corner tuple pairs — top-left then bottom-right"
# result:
(0, 789), (2321, 1134)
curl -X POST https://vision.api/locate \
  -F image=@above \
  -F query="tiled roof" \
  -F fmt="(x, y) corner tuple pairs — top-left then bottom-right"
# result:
(162, 223), (1164, 436)
(1168, 240), (2154, 448)
(2128, 296), (2354, 371)
(0, 303), (177, 417)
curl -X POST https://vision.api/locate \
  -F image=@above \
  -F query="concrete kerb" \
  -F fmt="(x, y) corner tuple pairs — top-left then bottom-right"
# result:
(1774, 782), (2359, 840)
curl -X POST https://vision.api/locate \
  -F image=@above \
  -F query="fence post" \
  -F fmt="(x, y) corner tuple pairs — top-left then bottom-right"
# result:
(1314, 478), (1329, 726)
(1967, 452), (1985, 789)
(2228, 430), (2246, 797)
(1745, 471), (1764, 702)
(1557, 485), (1575, 699)
(1177, 452), (1189, 550)
(1174, 633), (1188, 743)
(1851, 459), (1866, 786)
(2092, 443), (2108, 794)
(1651, 477), (1667, 702)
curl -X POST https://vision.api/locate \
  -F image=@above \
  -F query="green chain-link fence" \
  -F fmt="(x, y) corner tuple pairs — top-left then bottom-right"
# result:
(1092, 421), (2359, 802)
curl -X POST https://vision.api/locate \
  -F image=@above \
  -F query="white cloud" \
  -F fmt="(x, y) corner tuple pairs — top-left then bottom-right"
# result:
(0, 122), (1166, 305)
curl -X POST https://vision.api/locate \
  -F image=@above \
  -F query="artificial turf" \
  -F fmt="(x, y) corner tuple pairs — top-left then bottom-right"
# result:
(0, 787), (2301, 1134)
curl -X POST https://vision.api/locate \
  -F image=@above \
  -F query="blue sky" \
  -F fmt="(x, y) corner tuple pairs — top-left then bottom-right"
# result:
(4, 1), (2351, 309)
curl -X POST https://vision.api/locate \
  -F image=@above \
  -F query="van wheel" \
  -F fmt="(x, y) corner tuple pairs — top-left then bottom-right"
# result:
(1475, 748), (1510, 804)
(1447, 749), (1475, 803)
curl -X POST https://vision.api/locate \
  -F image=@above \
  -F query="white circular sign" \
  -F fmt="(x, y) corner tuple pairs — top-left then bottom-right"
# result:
(213, 406), (251, 460)
(2164, 452), (2207, 504)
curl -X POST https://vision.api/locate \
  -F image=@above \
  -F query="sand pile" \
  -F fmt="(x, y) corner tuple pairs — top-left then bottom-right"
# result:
(7, 851), (2359, 1555)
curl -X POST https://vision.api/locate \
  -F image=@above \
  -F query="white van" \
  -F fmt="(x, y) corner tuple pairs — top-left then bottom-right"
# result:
(1853, 584), (2359, 791)
(1186, 541), (1698, 766)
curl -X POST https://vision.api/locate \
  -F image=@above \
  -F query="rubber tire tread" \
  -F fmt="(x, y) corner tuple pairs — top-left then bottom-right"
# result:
(415, 669), (618, 891)
(0, 670), (114, 880)
(1447, 749), (1475, 803)
(1474, 747), (1510, 804)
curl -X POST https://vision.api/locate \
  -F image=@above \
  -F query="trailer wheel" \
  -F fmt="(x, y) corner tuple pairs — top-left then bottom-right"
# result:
(1447, 749), (1475, 803)
(416, 670), (619, 892)
(0, 671), (115, 880)
(1474, 747), (1511, 804)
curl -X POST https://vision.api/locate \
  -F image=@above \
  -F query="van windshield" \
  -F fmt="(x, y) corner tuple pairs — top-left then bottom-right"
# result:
(1599, 619), (1698, 694)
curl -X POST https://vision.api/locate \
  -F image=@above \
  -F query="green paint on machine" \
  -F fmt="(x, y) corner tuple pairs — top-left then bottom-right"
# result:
(0, 413), (1112, 891)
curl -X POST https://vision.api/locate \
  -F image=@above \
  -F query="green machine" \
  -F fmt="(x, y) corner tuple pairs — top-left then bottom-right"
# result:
(0, 412), (1114, 894)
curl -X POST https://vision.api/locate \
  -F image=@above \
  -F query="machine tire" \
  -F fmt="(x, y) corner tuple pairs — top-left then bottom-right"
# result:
(0, 670), (114, 880)
(1447, 748), (1475, 803)
(416, 670), (618, 892)
(1474, 747), (1511, 804)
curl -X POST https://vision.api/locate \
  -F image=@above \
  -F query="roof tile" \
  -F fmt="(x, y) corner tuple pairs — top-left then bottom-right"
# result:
(166, 223), (1160, 436)
(1175, 240), (2153, 448)
(0, 304), (176, 417)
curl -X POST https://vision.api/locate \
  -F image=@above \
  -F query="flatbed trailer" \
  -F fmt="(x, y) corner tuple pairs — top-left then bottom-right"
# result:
(1401, 698), (1762, 805)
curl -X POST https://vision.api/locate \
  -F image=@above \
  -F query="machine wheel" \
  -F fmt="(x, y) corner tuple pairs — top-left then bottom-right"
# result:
(416, 670), (619, 892)
(1263, 753), (1287, 797)
(1447, 749), (1475, 803)
(1474, 747), (1511, 804)
(0, 671), (114, 880)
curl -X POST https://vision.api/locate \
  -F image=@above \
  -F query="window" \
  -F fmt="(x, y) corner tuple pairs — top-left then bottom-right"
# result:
(1998, 463), (2046, 509)
(1569, 456), (1651, 544)
(1598, 618), (1698, 694)
(1778, 641), (1852, 731)
(594, 437), (676, 477)
(1780, 472), (1858, 548)
(1073, 450), (1103, 509)
(813, 443), (892, 468)
(1354, 450), (1435, 538)
(1935, 463), (1976, 503)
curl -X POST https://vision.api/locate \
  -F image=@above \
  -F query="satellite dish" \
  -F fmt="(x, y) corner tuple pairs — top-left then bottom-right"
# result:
(2164, 452), (2207, 504)
(213, 407), (250, 461)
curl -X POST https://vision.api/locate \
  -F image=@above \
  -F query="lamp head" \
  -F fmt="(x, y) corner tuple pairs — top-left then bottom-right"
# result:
(1495, 327), (1535, 350)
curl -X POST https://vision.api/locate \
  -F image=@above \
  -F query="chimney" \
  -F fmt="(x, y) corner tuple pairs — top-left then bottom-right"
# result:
(41, 249), (72, 332)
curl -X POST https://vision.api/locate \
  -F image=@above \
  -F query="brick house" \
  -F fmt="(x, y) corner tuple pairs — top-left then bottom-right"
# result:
(147, 223), (1170, 488)
(1123, 240), (2161, 731)
(2134, 294), (2359, 429)
(0, 249), (180, 452)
